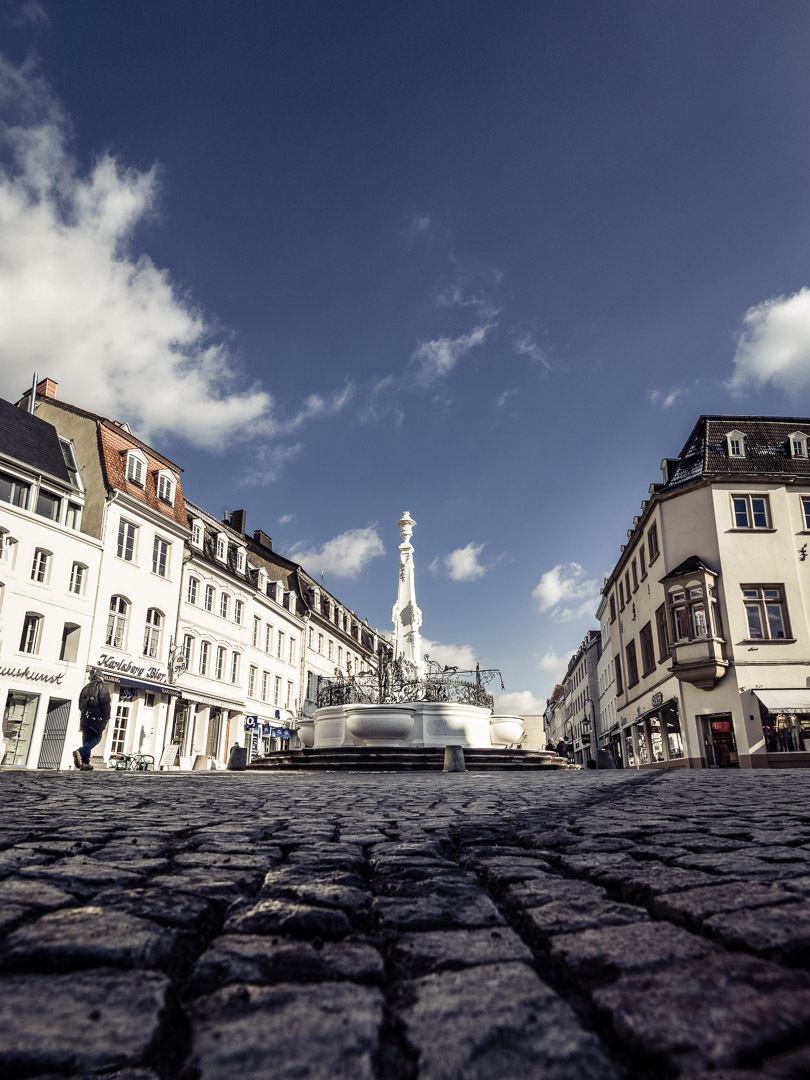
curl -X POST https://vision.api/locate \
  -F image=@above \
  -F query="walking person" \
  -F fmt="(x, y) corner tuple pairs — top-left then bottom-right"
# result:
(73, 669), (111, 771)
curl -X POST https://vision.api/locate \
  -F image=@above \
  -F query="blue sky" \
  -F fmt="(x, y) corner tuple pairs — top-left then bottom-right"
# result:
(2, 0), (810, 712)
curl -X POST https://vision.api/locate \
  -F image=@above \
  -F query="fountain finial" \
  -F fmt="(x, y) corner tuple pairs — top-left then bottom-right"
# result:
(392, 510), (424, 675)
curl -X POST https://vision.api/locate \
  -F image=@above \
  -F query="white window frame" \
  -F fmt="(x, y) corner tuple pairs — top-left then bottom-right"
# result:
(236, 549), (246, 574)
(125, 450), (147, 486)
(117, 520), (137, 562)
(69, 562), (86, 596)
(234, 599), (244, 624)
(231, 652), (240, 684)
(31, 548), (51, 584)
(143, 608), (163, 659)
(726, 430), (746, 458)
(152, 536), (170, 577)
(19, 612), (42, 654)
(157, 470), (175, 504)
(204, 584), (215, 612)
(215, 646), (226, 680)
(248, 665), (257, 697)
(789, 432), (809, 458)
(199, 640), (211, 675)
(215, 534), (228, 563)
(742, 585), (790, 641)
(106, 595), (129, 649)
(219, 592), (230, 619)
(191, 519), (204, 548)
(731, 493), (771, 530)
(187, 576), (199, 605)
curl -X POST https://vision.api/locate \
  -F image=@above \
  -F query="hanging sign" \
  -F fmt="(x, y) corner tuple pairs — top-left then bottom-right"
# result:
(272, 727), (291, 739)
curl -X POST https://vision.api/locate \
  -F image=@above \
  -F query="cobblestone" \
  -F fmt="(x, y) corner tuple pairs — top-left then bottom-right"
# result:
(3, 768), (810, 1077)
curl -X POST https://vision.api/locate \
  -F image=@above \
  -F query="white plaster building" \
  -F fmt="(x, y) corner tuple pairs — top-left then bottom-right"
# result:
(603, 415), (810, 770)
(0, 396), (102, 768)
(595, 593), (619, 763)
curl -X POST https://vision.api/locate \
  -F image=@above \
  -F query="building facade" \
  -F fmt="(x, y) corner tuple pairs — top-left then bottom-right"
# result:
(602, 415), (810, 769)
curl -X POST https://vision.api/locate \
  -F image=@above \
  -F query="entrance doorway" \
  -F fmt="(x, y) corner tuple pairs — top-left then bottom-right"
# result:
(701, 713), (739, 768)
(37, 699), (71, 769)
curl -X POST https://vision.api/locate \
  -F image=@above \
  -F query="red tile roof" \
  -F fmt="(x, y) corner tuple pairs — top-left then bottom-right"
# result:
(98, 425), (189, 529)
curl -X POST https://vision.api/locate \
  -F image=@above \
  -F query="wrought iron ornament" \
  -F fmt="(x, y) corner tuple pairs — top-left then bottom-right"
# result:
(317, 654), (504, 711)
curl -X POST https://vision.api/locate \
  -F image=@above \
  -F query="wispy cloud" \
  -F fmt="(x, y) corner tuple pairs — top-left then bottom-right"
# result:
(512, 325), (551, 375)
(496, 389), (516, 409)
(412, 323), (493, 384)
(532, 563), (600, 622)
(405, 212), (432, 242)
(356, 375), (404, 428)
(0, 55), (351, 456)
(288, 526), (385, 580)
(431, 542), (490, 582)
(727, 286), (810, 395)
(240, 443), (303, 485)
(278, 514), (294, 525)
(650, 385), (686, 410)
(436, 284), (500, 321)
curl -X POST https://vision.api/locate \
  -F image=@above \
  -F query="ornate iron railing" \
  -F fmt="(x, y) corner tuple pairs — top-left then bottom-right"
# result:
(316, 655), (503, 712)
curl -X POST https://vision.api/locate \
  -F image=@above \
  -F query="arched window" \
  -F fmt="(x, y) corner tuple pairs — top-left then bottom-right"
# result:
(204, 584), (215, 612)
(31, 548), (51, 584)
(230, 652), (240, 684)
(187, 576), (199, 604)
(219, 592), (230, 619)
(106, 595), (129, 649)
(69, 562), (87, 596)
(215, 646), (226, 680)
(143, 608), (163, 659)
(199, 640), (211, 675)
(20, 612), (43, 654)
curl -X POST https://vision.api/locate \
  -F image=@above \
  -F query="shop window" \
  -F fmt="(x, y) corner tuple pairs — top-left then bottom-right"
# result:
(143, 608), (163, 659)
(144, 693), (155, 708)
(2, 690), (39, 766)
(666, 713), (684, 758)
(19, 612), (43, 654)
(762, 712), (810, 753)
(106, 595), (129, 649)
(59, 622), (81, 663)
(623, 729), (635, 768)
(0, 469), (31, 509)
(171, 702), (191, 747)
(742, 585), (789, 640)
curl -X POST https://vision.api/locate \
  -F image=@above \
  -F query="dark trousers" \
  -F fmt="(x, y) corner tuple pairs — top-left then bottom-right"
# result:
(79, 727), (103, 764)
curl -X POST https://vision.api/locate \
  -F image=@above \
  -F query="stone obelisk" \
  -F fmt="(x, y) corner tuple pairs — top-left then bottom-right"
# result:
(391, 511), (424, 677)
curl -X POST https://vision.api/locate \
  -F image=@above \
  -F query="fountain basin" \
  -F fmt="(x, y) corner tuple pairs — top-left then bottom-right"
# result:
(489, 715), (525, 746)
(296, 719), (315, 748)
(345, 704), (415, 745)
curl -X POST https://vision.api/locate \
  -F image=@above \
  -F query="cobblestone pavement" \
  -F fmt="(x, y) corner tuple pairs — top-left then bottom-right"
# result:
(3, 769), (810, 1079)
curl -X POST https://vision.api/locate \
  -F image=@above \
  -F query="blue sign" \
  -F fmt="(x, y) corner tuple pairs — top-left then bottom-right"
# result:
(261, 723), (272, 736)
(274, 710), (281, 719)
(244, 715), (259, 730)
(272, 727), (291, 739)
(250, 732), (259, 761)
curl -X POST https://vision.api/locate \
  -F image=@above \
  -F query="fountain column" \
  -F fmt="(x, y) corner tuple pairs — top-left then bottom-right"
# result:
(391, 510), (425, 677)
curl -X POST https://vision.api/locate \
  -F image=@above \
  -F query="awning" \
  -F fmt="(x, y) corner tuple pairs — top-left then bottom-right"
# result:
(175, 688), (244, 710)
(753, 689), (810, 714)
(111, 674), (181, 698)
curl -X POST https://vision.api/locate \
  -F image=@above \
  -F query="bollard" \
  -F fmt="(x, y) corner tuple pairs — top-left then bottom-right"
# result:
(226, 746), (248, 771)
(443, 745), (466, 772)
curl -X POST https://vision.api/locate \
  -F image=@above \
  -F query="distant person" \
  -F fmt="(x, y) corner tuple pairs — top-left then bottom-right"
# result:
(545, 742), (555, 751)
(73, 669), (111, 771)
(555, 739), (569, 759)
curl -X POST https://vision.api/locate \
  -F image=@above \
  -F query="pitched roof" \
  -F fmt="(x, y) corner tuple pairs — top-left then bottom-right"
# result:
(663, 415), (810, 490)
(98, 425), (189, 528)
(0, 396), (71, 485)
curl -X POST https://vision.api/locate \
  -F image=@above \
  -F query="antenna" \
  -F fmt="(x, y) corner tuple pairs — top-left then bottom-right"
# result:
(321, 570), (325, 585)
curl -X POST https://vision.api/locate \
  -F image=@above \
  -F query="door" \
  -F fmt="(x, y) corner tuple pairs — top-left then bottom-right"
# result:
(702, 714), (739, 768)
(37, 699), (71, 769)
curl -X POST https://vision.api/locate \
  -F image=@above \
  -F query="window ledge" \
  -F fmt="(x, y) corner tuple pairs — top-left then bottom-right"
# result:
(743, 638), (797, 645)
(649, 552), (660, 566)
(730, 528), (777, 533)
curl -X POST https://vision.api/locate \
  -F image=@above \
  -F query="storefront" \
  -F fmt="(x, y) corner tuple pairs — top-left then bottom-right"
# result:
(753, 690), (810, 766)
(167, 689), (244, 769)
(94, 657), (180, 765)
(244, 711), (291, 760)
(1, 663), (85, 770)
(620, 697), (686, 769)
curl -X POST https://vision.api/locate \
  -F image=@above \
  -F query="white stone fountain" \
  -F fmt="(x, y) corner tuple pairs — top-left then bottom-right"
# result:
(310, 512), (525, 749)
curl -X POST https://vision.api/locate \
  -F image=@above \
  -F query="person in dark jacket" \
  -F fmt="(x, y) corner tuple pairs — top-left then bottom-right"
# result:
(73, 669), (112, 771)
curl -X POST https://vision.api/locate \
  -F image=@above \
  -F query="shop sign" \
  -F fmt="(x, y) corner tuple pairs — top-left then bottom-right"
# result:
(244, 715), (259, 730)
(273, 728), (291, 739)
(245, 711), (282, 731)
(97, 654), (168, 682)
(711, 720), (732, 733)
(250, 731), (259, 761)
(0, 664), (64, 686)
(651, 691), (664, 708)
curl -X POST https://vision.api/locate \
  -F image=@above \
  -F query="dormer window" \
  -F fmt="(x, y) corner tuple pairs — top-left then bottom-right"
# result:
(726, 431), (746, 459)
(191, 519), (204, 548)
(125, 450), (147, 486)
(257, 567), (268, 592)
(236, 549), (246, 574)
(215, 533), (228, 562)
(157, 470), (176, 504)
(789, 432), (809, 458)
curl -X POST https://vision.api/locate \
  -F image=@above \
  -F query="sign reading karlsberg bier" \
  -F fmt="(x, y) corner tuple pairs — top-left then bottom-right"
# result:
(96, 654), (168, 683)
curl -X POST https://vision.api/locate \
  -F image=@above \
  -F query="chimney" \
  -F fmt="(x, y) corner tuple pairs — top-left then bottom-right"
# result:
(253, 529), (273, 551)
(228, 509), (247, 535)
(37, 378), (58, 400)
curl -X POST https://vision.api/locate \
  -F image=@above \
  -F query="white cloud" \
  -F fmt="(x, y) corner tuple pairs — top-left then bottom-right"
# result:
(0, 56), (351, 455)
(512, 326), (551, 374)
(405, 213), (432, 241)
(496, 389), (516, 409)
(727, 287), (810, 395)
(532, 563), (600, 622)
(288, 526), (385, 580)
(432, 542), (489, 582)
(420, 636), (477, 670)
(437, 284), (500, 321)
(278, 514), (294, 525)
(239, 443), (302, 485)
(412, 323), (493, 384)
(357, 375), (404, 428)
(495, 690), (545, 716)
(538, 648), (575, 679)
(650, 385), (685, 410)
